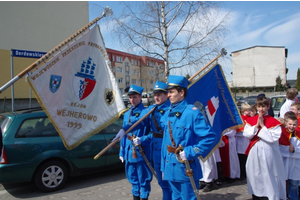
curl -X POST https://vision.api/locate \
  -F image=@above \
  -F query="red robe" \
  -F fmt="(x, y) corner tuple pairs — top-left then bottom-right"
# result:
(279, 127), (300, 146)
(219, 135), (230, 177)
(244, 115), (281, 155)
(236, 115), (249, 134)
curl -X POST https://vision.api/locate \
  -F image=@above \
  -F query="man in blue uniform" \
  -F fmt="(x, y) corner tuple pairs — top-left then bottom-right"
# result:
(133, 81), (172, 200)
(160, 75), (216, 200)
(114, 84), (152, 200)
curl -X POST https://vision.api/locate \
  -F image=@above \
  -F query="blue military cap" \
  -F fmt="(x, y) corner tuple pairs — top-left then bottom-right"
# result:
(128, 84), (143, 95)
(153, 81), (167, 94)
(166, 75), (190, 89)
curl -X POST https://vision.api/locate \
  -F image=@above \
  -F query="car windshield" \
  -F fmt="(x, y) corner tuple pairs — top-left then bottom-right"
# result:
(0, 115), (10, 133)
(271, 97), (286, 110)
(0, 115), (6, 126)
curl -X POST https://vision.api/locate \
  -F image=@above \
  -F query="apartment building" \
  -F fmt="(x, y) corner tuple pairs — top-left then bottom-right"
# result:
(107, 48), (165, 93)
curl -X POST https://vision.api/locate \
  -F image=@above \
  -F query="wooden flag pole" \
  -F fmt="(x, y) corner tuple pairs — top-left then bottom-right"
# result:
(94, 106), (157, 160)
(0, 7), (113, 94)
(188, 48), (227, 82)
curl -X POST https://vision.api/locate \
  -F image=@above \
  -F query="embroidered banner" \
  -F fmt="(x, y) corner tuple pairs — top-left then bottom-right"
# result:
(28, 25), (126, 150)
(187, 63), (243, 159)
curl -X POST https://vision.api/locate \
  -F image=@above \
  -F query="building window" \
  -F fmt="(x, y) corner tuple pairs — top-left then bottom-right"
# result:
(132, 69), (137, 75)
(117, 67), (123, 73)
(149, 61), (153, 67)
(131, 59), (137, 66)
(150, 80), (154, 84)
(117, 78), (123, 83)
(112, 55), (115, 61)
(132, 79), (137, 84)
(138, 60), (140, 66)
(116, 56), (123, 63)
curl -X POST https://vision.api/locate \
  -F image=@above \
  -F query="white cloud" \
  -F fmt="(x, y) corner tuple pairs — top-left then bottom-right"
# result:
(264, 13), (300, 45)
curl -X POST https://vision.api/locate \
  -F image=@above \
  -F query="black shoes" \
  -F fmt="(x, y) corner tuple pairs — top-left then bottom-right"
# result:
(133, 195), (140, 200)
(203, 182), (215, 192)
(199, 181), (206, 189)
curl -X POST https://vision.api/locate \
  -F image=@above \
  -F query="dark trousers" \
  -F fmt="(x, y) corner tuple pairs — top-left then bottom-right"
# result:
(252, 194), (268, 200)
(238, 153), (247, 179)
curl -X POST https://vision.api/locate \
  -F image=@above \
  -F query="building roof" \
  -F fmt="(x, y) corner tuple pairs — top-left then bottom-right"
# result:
(231, 45), (286, 54)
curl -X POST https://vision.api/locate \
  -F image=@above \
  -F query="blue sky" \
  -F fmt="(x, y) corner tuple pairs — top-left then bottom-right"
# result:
(89, 1), (300, 81)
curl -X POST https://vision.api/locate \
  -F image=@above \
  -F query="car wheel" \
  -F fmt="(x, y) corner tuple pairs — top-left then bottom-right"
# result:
(34, 160), (68, 192)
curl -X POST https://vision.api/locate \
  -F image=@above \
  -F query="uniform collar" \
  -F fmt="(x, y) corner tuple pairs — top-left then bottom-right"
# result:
(156, 99), (170, 114)
(169, 99), (188, 117)
(131, 102), (144, 114)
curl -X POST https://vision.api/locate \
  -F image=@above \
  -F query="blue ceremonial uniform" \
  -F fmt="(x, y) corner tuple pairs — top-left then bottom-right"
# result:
(120, 84), (152, 199)
(120, 102), (152, 199)
(140, 101), (172, 200)
(161, 75), (216, 200)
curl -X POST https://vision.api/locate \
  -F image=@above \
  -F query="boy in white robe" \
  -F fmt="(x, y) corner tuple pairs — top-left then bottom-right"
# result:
(279, 112), (300, 200)
(243, 96), (286, 200)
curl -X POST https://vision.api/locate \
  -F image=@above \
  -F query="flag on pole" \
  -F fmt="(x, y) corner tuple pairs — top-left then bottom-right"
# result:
(186, 63), (243, 159)
(27, 25), (126, 150)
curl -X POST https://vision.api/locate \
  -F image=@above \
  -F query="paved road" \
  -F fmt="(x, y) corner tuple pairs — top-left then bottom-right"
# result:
(0, 167), (251, 200)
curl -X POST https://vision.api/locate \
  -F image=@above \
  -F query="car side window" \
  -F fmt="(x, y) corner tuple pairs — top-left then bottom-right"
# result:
(99, 117), (123, 135)
(16, 117), (58, 138)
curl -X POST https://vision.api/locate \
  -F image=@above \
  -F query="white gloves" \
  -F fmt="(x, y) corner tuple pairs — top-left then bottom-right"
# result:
(133, 137), (141, 145)
(179, 151), (187, 161)
(112, 129), (125, 142)
(119, 156), (124, 163)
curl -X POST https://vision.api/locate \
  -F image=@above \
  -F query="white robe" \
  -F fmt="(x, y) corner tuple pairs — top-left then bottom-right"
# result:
(279, 136), (300, 180)
(223, 129), (240, 179)
(235, 130), (249, 154)
(243, 124), (286, 200)
(199, 149), (218, 183)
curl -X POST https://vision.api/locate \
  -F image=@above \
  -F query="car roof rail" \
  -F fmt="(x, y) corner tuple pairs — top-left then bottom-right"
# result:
(14, 107), (43, 113)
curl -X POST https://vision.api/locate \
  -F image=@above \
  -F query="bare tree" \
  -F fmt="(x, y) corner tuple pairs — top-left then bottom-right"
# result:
(112, 1), (229, 80)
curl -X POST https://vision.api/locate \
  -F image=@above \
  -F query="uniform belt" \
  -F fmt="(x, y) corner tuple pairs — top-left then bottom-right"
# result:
(153, 132), (163, 138)
(167, 145), (177, 153)
(167, 145), (193, 163)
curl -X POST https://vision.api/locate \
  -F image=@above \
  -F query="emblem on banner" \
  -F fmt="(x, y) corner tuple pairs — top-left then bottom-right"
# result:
(205, 96), (219, 127)
(73, 57), (97, 100)
(104, 88), (115, 106)
(49, 75), (62, 93)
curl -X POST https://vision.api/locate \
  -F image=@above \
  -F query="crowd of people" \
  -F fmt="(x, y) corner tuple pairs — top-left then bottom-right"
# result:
(112, 76), (300, 200)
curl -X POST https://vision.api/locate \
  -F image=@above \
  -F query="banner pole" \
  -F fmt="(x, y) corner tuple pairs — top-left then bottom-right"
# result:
(0, 7), (113, 94)
(188, 48), (227, 82)
(94, 106), (157, 160)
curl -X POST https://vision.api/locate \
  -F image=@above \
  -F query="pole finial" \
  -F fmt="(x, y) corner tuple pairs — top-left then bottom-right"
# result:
(102, 6), (113, 17)
(221, 48), (227, 57)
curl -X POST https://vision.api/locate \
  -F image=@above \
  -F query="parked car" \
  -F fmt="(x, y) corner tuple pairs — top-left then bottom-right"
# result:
(235, 96), (245, 109)
(142, 92), (154, 106)
(122, 93), (130, 108)
(243, 96), (259, 105)
(0, 108), (123, 192)
(270, 95), (300, 117)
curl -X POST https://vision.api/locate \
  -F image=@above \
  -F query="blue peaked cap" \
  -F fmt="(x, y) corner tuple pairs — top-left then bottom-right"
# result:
(166, 75), (190, 89)
(153, 81), (167, 93)
(128, 84), (143, 95)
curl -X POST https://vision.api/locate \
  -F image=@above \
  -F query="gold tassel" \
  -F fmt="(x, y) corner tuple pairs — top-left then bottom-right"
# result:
(132, 147), (137, 159)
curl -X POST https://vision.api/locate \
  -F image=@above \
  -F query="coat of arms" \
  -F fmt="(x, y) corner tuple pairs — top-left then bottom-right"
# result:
(49, 75), (62, 93)
(104, 88), (115, 106)
(73, 57), (96, 100)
